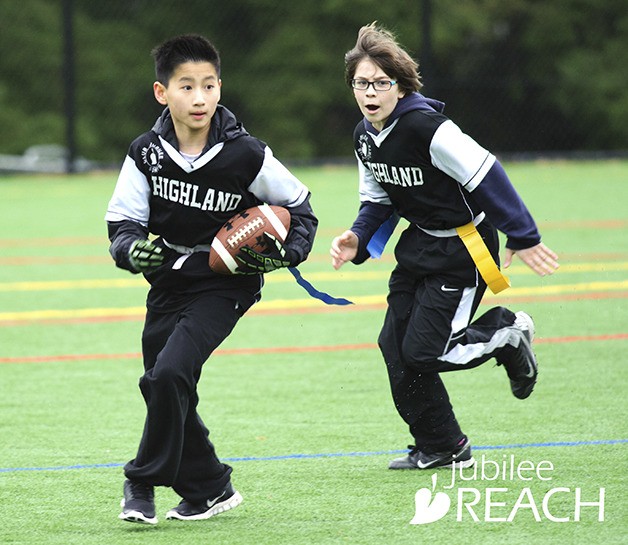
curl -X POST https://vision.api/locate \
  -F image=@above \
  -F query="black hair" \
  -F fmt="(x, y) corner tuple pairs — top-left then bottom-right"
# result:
(151, 34), (221, 85)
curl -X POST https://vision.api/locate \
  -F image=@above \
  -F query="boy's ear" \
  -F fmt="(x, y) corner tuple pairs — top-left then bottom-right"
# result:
(153, 81), (168, 105)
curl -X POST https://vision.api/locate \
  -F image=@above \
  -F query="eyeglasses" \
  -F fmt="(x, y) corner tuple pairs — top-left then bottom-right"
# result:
(351, 79), (397, 91)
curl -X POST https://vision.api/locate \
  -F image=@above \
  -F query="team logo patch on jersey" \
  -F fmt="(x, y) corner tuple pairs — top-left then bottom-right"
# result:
(357, 134), (372, 162)
(141, 142), (164, 173)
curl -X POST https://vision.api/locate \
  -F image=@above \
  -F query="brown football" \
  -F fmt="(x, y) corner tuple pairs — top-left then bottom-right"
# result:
(209, 204), (291, 274)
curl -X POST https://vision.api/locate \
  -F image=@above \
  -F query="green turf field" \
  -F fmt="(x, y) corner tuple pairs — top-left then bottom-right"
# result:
(0, 160), (626, 544)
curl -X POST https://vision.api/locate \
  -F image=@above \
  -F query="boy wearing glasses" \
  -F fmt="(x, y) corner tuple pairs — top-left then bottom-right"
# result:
(330, 24), (558, 470)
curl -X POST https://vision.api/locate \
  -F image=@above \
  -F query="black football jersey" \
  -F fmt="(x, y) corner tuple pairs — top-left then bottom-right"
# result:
(354, 108), (495, 231)
(106, 106), (311, 248)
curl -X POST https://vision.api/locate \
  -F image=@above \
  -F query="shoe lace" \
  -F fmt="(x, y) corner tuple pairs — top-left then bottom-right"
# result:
(128, 481), (154, 502)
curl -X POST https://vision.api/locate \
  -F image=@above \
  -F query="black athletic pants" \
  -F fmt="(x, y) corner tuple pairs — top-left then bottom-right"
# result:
(377, 222), (516, 453)
(124, 292), (246, 503)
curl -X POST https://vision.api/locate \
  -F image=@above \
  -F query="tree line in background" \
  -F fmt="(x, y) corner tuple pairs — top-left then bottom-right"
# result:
(0, 0), (626, 164)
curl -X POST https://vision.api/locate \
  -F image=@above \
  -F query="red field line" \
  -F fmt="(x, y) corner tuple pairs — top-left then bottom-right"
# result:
(0, 219), (625, 252)
(1, 334), (626, 365)
(0, 224), (620, 250)
(537, 333), (628, 344)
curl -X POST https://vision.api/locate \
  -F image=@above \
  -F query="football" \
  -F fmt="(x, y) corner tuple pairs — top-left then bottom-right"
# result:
(209, 204), (291, 274)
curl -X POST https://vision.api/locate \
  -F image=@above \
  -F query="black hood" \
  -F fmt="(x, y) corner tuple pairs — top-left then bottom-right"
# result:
(364, 93), (446, 133)
(151, 104), (249, 152)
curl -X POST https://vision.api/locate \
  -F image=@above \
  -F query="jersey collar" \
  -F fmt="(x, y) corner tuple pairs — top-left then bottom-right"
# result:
(363, 92), (445, 134)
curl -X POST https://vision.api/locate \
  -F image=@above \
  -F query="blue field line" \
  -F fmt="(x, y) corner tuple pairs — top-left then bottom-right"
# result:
(1, 438), (626, 474)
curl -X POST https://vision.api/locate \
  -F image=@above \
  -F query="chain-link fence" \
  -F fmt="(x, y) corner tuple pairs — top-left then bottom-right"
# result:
(0, 0), (626, 172)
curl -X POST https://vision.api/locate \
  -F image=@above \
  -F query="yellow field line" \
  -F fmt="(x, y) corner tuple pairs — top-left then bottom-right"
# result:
(1, 280), (627, 322)
(1, 262), (627, 292)
(0, 307), (147, 321)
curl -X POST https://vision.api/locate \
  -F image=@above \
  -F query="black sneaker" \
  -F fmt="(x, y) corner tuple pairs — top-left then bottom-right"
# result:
(389, 438), (475, 470)
(165, 482), (243, 521)
(119, 479), (157, 525)
(497, 311), (538, 399)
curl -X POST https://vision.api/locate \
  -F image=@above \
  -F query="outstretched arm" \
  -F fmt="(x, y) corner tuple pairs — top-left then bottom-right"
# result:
(469, 160), (559, 276)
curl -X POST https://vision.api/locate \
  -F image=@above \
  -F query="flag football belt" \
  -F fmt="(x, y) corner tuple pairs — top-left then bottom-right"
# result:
(163, 239), (353, 306)
(455, 221), (510, 294)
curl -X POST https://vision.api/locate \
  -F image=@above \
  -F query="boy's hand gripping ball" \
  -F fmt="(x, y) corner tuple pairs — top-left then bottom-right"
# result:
(209, 204), (291, 275)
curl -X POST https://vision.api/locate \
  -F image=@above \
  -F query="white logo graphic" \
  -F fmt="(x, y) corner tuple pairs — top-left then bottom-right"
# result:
(409, 455), (606, 525)
(357, 134), (372, 162)
(440, 285), (459, 292)
(410, 474), (451, 525)
(142, 142), (164, 173)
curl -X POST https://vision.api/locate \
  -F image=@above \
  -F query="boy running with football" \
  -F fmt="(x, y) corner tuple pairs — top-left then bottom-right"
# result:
(330, 23), (558, 470)
(106, 34), (317, 524)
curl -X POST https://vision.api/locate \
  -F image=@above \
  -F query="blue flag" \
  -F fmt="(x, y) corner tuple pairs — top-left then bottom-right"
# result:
(366, 213), (400, 258)
(287, 267), (353, 306)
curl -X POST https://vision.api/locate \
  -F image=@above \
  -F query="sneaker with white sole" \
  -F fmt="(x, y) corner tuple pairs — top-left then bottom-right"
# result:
(497, 311), (538, 399)
(389, 437), (475, 470)
(119, 479), (157, 525)
(166, 482), (242, 521)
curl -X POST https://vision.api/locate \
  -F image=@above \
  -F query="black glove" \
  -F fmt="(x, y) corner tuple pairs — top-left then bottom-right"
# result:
(236, 232), (291, 274)
(128, 239), (164, 272)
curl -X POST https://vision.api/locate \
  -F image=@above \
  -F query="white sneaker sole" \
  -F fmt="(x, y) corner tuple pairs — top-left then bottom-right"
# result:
(166, 491), (243, 521)
(417, 455), (476, 470)
(119, 500), (158, 525)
